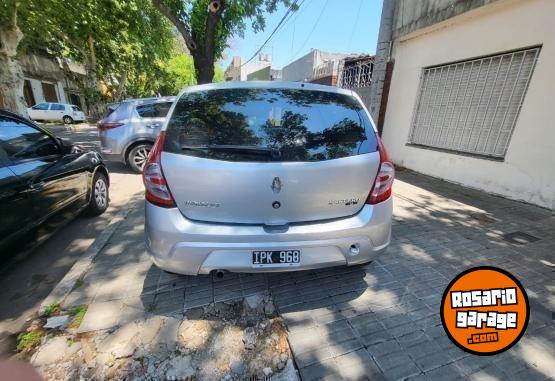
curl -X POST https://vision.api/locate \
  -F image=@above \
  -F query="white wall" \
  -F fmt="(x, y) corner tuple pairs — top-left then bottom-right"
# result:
(382, 0), (555, 209)
(282, 50), (316, 82)
(56, 82), (67, 103)
(241, 61), (271, 81)
(25, 78), (67, 104)
(26, 78), (44, 104)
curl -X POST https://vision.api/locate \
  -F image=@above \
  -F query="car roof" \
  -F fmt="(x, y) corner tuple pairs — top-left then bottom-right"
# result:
(0, 109), (56, 137)
(122, 96), (176, 104)
(179, 81), (355, 97)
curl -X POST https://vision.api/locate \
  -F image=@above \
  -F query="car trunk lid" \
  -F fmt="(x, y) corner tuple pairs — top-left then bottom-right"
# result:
(160, 85), (380, 225)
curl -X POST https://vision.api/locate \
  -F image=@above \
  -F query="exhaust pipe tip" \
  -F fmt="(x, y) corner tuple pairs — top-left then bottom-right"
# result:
(212, 270), (225, 279)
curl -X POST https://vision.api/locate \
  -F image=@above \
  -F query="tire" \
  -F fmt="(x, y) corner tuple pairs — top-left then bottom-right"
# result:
(127, 143), (152, 173)
(85, 172), (109, 216)
(63, 115), (74, 124)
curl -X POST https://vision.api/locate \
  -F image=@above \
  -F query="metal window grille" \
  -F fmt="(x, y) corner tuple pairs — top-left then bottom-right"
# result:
(408, 47), (540, 158)
(340, 60), (373, 88)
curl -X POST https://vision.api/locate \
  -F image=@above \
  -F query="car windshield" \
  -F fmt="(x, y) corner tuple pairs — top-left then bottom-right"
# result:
(164, 88), (376, 162)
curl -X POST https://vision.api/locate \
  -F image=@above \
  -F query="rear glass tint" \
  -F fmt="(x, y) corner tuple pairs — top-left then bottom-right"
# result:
(164, 88), (376, 162)
(136, 102), (173, 118)
(102, 103), (121, 119)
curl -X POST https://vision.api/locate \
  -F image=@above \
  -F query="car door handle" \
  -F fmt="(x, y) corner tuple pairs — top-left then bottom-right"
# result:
(29, 181), (45, 192)
(146, 123), (161, 129)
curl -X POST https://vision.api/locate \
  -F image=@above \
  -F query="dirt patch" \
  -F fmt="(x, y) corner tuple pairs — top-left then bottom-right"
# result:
(33, 292), (298, 380)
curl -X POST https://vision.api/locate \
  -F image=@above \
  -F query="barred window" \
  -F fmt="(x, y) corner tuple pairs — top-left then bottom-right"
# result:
(408, 47), (540, 158)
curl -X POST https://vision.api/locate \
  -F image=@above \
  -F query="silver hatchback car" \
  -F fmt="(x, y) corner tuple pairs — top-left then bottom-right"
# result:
(97, 97), (175, 172)
(143, 82), (393, 276)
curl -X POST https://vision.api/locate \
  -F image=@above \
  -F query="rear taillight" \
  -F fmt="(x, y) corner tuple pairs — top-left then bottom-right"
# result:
(367, 135), (395, 204)
(142, 131), (176, 208)
(97, 122), (124, 131)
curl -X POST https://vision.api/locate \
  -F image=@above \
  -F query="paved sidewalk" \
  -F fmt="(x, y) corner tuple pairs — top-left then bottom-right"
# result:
(58, 170), (553, 380)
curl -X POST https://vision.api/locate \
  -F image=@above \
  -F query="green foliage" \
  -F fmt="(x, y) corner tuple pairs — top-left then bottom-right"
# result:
(16, 0), (176, 100)
(156, 51), (226, 95)
(155, 0), (296, 82)
(191, 0), (295, 61)
(17, 330), (45, 353)
(164, 53), (197, 93)
(68, 304), (88, 329)
(42, 302), (61, 317)
(214, 65), (225, 82)
(0, 0), (15, 28)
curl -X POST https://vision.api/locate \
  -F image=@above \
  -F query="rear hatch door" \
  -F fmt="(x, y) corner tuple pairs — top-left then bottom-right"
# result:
(161, 86), (380, 225)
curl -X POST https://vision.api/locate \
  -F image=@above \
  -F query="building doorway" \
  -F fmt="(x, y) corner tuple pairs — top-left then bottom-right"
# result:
(23, 80), (36, 106)
(41, 82), (58, 102)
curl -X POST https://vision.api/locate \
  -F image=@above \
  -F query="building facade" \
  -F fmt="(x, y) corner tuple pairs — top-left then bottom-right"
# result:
(224, 55), (272, 81)
(246, 66), (282, 81)
(281, 49), (348, 84)
(337, 55), (374, 109)
(20, 54), (87, 111)
(371, 0), (554, 209)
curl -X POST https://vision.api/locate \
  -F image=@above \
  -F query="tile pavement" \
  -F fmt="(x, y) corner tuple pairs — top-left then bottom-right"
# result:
(63, 170), (554, 380)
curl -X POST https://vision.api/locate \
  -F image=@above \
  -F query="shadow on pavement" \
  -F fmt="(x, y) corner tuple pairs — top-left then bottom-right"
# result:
(50, 169), (554, 380)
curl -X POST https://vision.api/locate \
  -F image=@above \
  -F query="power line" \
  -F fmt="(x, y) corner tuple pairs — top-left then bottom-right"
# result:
(241, 0), (302, 67)
(347, 0), (363, 51)
(291, 0), (329, 60)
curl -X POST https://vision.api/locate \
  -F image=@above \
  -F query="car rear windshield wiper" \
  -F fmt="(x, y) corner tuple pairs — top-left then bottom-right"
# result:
(181, 145), (281, 158)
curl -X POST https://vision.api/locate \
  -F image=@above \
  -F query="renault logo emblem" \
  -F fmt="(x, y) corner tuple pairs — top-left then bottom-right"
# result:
(271, 177), (282, 194)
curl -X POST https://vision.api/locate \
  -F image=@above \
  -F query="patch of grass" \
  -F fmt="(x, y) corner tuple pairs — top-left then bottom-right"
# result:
(68, 304), (88, 329)
(17, 330), (45, 353)
(146, 303), (157, 313)
(43, 302), (61, 317)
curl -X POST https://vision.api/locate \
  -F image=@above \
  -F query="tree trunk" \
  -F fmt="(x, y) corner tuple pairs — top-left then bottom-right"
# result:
(193, 53), (215, 84)
(151, 0), (222, 85)
(114, 71), (127, 100)
(0, 14), (27, 115)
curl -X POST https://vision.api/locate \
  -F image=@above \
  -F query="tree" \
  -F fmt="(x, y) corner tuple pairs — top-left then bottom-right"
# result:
(0, 0), (27, 115)
(152, 0), (297, 84)
(22, 0), (175, 101)
(164, 54), (197, 94)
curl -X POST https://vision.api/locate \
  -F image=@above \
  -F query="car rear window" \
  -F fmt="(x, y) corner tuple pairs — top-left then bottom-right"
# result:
(102, 103), (121, 119)
(164, 88), (376, 162)
(136, 102), (173, 118)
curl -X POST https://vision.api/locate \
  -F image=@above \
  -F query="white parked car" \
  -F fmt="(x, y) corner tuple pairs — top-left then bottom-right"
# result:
(27, 102), (86, 124)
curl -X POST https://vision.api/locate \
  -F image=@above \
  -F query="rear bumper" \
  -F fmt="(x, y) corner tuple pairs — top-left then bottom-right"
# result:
(99, 129), (126, 163)
(145, 198), (392, 275)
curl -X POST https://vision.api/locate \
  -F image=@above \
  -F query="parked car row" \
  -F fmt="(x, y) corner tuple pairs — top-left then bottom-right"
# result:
(0, 109), (109, 251)
(97, 97), (175, 173)
(1, 81), (393, 277)
(27, 102), (87, 124)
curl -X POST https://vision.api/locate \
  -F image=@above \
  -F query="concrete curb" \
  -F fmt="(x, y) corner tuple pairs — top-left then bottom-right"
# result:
(39, 194), (143, 315)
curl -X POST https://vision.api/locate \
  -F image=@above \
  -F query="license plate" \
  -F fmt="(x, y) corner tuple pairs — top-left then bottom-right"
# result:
(252, 250), (301, 266)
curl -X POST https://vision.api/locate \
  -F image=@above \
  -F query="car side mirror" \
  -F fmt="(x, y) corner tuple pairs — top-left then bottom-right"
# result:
(57, 138), (83, 155)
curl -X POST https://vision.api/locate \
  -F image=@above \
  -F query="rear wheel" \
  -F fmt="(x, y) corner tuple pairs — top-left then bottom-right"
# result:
(127, 143), (152, 173)
(85, 172), (109, 216)
(63, 115), (74, 124)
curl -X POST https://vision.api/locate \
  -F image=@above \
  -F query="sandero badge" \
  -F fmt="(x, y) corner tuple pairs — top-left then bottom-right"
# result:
(440, 266), (529, 355)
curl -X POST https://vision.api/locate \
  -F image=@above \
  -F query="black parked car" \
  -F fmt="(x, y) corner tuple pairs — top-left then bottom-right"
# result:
(0, 109), (109, 250)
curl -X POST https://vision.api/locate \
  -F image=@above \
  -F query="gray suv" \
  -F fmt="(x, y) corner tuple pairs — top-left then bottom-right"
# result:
(97, 97), (175, 172)
(143, 82), (393, 276)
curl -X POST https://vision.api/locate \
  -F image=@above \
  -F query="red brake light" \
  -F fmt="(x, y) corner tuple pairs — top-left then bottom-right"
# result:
(97, 122), (124, 131)
(367, 135), (395, 204)
(142, 131), (176, 208)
